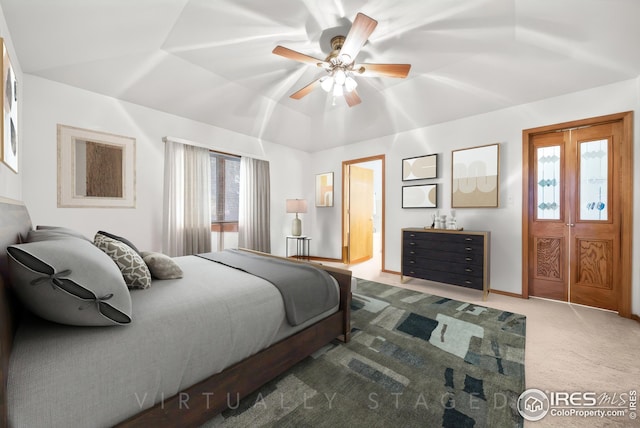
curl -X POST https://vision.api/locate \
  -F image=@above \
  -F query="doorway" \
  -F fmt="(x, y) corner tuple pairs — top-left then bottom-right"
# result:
(522, 112), (633, 317)
(342, 155), (385, 270)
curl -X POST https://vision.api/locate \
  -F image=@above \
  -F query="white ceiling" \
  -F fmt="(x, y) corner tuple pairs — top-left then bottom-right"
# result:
(2, 0), (640, 152)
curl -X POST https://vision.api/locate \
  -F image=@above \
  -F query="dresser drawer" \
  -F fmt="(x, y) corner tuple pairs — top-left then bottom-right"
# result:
(403, 231), (484, 245)
(401, 266), (484, 291)
(403, 247), (484, 266)
(403, 257), (483, 277)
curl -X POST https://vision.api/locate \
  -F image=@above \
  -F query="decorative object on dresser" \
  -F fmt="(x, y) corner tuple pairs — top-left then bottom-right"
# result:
(451, 143), (500, 208)
(402, 153), (437, 180)
(401, 228), (490, 300)
(285, 198), (307, 236)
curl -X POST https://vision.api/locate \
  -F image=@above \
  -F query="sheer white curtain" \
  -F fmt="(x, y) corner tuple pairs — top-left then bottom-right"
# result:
(163, 140), (212, 256)
(238, 157), (271, 253)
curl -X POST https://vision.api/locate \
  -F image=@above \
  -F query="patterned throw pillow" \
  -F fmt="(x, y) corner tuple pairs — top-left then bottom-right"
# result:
(94, 233), (152, 289)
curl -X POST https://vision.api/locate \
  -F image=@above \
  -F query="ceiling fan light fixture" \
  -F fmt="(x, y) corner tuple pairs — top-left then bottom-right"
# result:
(344, 75), (358, 92)
(274, 12), (409, 107)
(320, 75), (334, 92)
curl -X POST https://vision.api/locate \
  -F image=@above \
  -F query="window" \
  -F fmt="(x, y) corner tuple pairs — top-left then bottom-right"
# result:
(210, 152), (240, 250)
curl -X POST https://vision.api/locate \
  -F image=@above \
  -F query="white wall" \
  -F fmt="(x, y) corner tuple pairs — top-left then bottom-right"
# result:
(0, 9), (22, 199)
(307, 78), (640, 315)
(21, 75), (309, 256)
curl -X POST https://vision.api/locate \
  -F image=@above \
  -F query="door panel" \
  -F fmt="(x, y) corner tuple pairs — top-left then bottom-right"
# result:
(570, 123), (621, 310)
(348, 165), (374, 264)
(529, 132), (568, 301)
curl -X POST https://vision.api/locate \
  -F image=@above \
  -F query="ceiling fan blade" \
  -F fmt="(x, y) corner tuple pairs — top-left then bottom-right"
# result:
(339, 13), (378, 64)
(354, 63), (411, 78)
(344, 90), (362, 107)
(273, 46), (329, 68)
(290, 79), (321, 99)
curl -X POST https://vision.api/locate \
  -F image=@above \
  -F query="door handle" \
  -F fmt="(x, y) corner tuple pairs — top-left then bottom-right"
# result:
(565, 223), (575, 227)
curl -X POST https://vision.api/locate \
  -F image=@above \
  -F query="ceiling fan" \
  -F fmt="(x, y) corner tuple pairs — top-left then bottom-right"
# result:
(272, 13), (411, 107)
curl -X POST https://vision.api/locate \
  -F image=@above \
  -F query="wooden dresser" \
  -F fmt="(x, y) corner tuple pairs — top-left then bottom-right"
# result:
(401, 228), (490, 299)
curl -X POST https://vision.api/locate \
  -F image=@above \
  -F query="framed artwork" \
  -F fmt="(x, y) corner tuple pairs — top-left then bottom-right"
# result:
(402, 184), (437, 208)
(451, 143), (500, 208)
(57, 124), (136, 208)
(1, 38), (18, 173)
(315, 172), (333, 207)
(402, 154), (437, 181)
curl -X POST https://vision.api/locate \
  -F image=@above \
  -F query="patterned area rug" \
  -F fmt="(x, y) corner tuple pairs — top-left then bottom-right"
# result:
(205, 279), (526, 427)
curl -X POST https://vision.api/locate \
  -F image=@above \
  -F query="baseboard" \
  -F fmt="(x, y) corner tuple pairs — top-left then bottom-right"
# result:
(382, 269), (401, 275)
(308, 256), (343, 263)
(490, 289), (525, 299)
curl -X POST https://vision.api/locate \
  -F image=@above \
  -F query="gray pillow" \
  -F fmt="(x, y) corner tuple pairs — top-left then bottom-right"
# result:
(96, 230), (141, 255)
(141, 251), (183, 280)
(94, 233), (152, 289)
(35, 225), (90, 241)
(7, 239), (132, 326)
(26, 229), (84, 242)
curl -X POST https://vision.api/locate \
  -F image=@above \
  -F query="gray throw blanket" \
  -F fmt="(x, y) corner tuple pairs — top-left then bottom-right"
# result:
(197, 249), (339, 326)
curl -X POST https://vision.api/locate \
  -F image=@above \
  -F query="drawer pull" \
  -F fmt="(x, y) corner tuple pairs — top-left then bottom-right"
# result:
(409, 261), (415, 264)
(465, 268), (473, 272)
(409, 234), (415, 237)
(409, 242), (416, 246)
(465, 257), (472, 261)
(410, 251), (415, 255)
(465, 237), (473, 241)
(465, 247), (472, 251)
(465, 280), (472, 284)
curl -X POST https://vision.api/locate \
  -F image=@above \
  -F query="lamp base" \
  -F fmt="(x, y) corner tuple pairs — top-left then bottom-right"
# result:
(291, 218), (302, 236)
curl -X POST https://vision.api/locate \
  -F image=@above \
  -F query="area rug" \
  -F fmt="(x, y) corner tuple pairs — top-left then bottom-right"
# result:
(204, 279), (526, 428)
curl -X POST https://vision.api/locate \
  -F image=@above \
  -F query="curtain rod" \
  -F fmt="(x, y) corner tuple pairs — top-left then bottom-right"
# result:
(163, 136), (267, 160)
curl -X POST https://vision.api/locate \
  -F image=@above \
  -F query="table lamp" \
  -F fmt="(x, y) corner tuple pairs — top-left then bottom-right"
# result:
(286, 199), (307, 236)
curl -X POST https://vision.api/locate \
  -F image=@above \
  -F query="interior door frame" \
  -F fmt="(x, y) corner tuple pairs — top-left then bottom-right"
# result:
(521, 111), (633, 317)
(341, 155), (386, 269)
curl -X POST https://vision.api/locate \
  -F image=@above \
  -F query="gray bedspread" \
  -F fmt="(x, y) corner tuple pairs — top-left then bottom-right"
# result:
(197, 249), (338, 326)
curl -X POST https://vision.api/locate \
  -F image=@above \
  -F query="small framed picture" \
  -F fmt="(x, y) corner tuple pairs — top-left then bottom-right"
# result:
(402, 154), (437, 181)
(402, 184), (437, 208)
(315, 172), (333, 207)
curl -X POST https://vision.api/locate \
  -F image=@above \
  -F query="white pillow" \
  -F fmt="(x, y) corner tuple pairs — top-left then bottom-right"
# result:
(7, 239), (132, 326)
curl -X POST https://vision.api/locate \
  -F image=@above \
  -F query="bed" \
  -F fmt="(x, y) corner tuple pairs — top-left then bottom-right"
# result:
(0, 197), (352, 427)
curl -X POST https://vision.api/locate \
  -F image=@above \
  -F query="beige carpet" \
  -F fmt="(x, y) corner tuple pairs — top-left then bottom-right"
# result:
(327, 254), (640, 428)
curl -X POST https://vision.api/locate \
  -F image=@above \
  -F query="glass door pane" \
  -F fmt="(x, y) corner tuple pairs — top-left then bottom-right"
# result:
(536, 145), (561, 220)
(579, 139), (608, 221)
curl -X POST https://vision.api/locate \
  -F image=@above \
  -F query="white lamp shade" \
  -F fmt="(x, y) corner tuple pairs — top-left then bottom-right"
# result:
(286, 199), (308, 214)
(320, 76), (333, 92)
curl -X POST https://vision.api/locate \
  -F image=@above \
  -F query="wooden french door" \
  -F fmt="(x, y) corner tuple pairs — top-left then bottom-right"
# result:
(526, 119), (627, 311)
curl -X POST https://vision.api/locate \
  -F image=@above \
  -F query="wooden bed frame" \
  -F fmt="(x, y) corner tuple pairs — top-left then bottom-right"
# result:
(0, 198), (352, 428)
